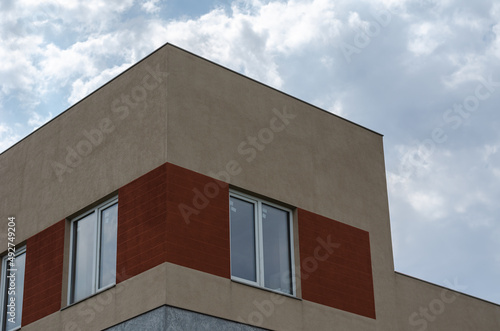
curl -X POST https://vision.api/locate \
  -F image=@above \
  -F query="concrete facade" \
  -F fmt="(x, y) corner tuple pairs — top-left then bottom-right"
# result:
(104, 305), (265, 331)
(0, 44), (499, 330)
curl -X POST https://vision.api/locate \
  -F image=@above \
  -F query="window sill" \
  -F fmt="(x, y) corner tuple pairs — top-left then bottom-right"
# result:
(61, 283), (116, 311)
(231, 278), (301, 301)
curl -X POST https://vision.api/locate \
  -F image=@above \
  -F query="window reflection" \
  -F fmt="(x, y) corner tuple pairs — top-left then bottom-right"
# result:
(70, 197), (118, 304)
(99, 204), (118, 288)
(262, 204), (292, 294)
(73, 212), (97, 303)
(230, 192), (294, 296)
(230, 197), (257, 282)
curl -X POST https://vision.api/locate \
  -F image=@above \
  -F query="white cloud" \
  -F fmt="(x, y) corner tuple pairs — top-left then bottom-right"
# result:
(320, 55), (334, 69)
(407, 190), (447, 220)
(483, 143), (500, 179)
(0, 35), (43, 95)
(389, 140), (500, 228)
(441, 53), (485, 88)
(452, 10), (484, 30)
(388, 146), (449, 222)
(483, 143), (499, 161)
(0, 123), (22, 152)
(28, 111), (53, 130)
(348, 11), (368, 30)
(0, 0), (343, 110)
(408, 22), (449, 56)
(0, 0), (141, 115)
(142, 0), (161, 14)
(251, 0), (341, 52)
(330, 99), (344, 117)
(150, 0), (342, 88)
(488, 22), (500, 60)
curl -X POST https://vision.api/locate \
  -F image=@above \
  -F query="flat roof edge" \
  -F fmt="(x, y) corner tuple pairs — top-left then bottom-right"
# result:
(164, 43), (384, 137)
(0, 43), (172, 157)
(1, 42), (382, 157)
(395, 271), (500, 308)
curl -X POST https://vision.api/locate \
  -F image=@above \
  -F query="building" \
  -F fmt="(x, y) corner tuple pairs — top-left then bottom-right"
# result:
(0, 43), (499, 331)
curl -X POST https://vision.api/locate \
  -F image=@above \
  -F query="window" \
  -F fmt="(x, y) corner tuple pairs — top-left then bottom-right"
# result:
(69, 197), (118, 304)
(229, 191), (295, 295)
(0, 246), (26, 331)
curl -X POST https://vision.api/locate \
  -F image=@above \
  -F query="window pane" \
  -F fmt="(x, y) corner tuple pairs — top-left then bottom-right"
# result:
(99, 203), (118, 289)
(262, 204), (292, 294)
(5, 251), (25, 331)
(73, 212), (97, 303)
(230, 197), (256, 282)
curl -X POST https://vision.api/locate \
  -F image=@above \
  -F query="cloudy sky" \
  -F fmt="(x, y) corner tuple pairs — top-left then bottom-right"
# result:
(1, 0), (499, 304)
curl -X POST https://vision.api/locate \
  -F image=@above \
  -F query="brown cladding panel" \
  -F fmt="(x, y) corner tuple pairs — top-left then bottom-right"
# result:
(165, 162), (230, 279)
(22, 220), (65, 326)
(298, 208), (376, 319)
(116, 164), (168, 282)
(116, 162), (231, 282)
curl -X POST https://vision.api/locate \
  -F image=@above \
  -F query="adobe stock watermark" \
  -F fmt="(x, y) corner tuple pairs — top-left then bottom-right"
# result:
(408, 278), (467, 330)
(64, 268), (131, 331)
(237, 235), (340, 327)
(398, 74), (500, 180)
(5, 217), (19, 326)
(178, 106), (297, 224)
(51, 64), (168, 182)
(339, 7), (393, 63)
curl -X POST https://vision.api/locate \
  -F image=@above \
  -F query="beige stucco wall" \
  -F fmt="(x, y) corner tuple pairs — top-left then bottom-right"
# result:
(18, 263), (500, 331)
(1, 44), (498, 330)
(0, 48), (169, 244)
(395, 273), (500, 330)
(164, 45), (398, 330)
(22, 262), (378, 331)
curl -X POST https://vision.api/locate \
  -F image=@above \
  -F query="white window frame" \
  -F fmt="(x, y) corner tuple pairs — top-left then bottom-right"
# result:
(229, 190), (296, 296)
(0, 245), (26, 331)
(68, 197), (118, 304)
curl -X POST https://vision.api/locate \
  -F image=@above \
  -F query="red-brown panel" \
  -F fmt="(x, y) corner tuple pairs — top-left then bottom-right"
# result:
(22, 220), (65, 326)
(298, 209), (376, 319)
(116, 164), (168, 282)
(116, 162), (231, 282)
(165, 163), (230, 279)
